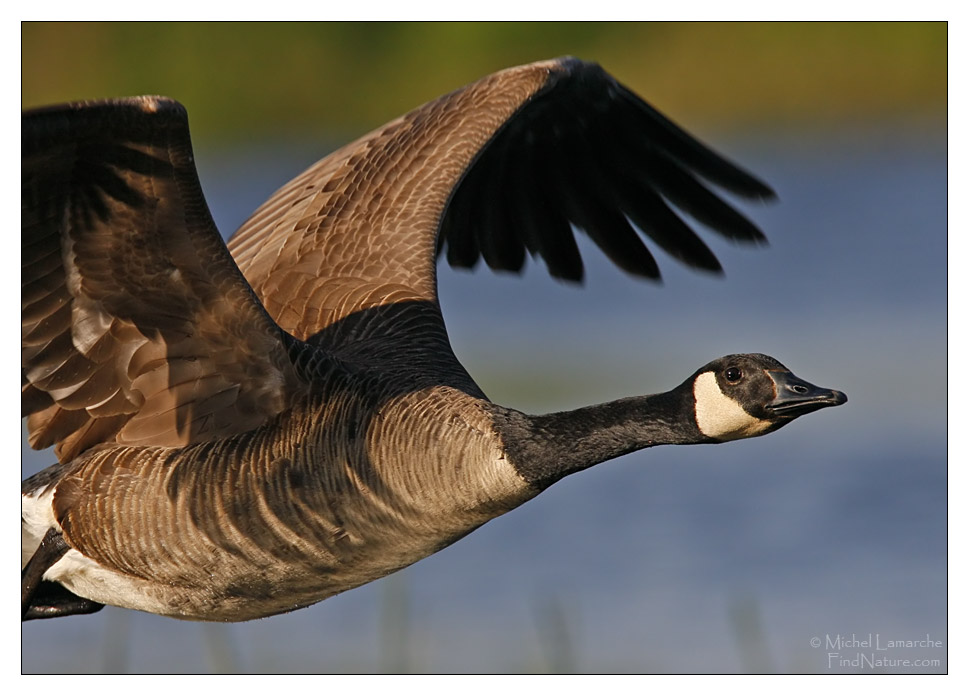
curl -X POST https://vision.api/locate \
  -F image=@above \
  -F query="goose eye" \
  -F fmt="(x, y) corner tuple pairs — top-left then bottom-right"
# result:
(725, 367), (743, 384)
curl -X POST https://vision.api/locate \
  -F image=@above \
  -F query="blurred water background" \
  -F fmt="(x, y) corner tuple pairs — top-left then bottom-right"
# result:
(21, 22), (946, 673)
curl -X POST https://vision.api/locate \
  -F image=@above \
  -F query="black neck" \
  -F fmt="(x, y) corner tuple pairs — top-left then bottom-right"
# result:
(491, 383), (709, 491)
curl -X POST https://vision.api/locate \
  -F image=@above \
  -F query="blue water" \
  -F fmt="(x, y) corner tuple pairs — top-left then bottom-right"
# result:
(21, 124), (946, 673)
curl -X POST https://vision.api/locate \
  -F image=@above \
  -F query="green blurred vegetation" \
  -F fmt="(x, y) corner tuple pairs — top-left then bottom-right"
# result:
(23, 22), (945, 142)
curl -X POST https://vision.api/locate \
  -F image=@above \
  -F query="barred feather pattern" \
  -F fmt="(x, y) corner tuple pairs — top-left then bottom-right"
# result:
(31, 379), (531, 621)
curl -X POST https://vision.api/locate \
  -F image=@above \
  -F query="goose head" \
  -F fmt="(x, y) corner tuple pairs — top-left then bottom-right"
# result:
(690, 353), (847, 442)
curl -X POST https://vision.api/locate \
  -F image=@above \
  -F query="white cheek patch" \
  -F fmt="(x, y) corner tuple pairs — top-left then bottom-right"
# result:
(693, 371), (774, 441)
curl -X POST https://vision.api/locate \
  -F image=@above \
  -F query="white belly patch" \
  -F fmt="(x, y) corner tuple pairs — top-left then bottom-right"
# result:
(22, 487), (167, 615)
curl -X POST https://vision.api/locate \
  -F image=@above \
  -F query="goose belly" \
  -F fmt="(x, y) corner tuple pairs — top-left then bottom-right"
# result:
(22, 395), (533, 621)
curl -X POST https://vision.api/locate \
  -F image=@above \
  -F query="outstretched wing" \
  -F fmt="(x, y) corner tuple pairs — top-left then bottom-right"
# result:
(228, 57), (774, 350)
(22, 97), (307, 463)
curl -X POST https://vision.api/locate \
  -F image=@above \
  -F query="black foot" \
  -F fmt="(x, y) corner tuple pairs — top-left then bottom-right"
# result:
(23, 581), (105, 620)
(22, 528), (104, 621)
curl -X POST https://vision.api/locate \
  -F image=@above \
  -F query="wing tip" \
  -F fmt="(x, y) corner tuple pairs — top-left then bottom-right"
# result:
(732, 175), (778, 203)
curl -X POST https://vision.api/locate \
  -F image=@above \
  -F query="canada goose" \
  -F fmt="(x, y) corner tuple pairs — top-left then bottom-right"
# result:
(22, 57), (846, 622)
